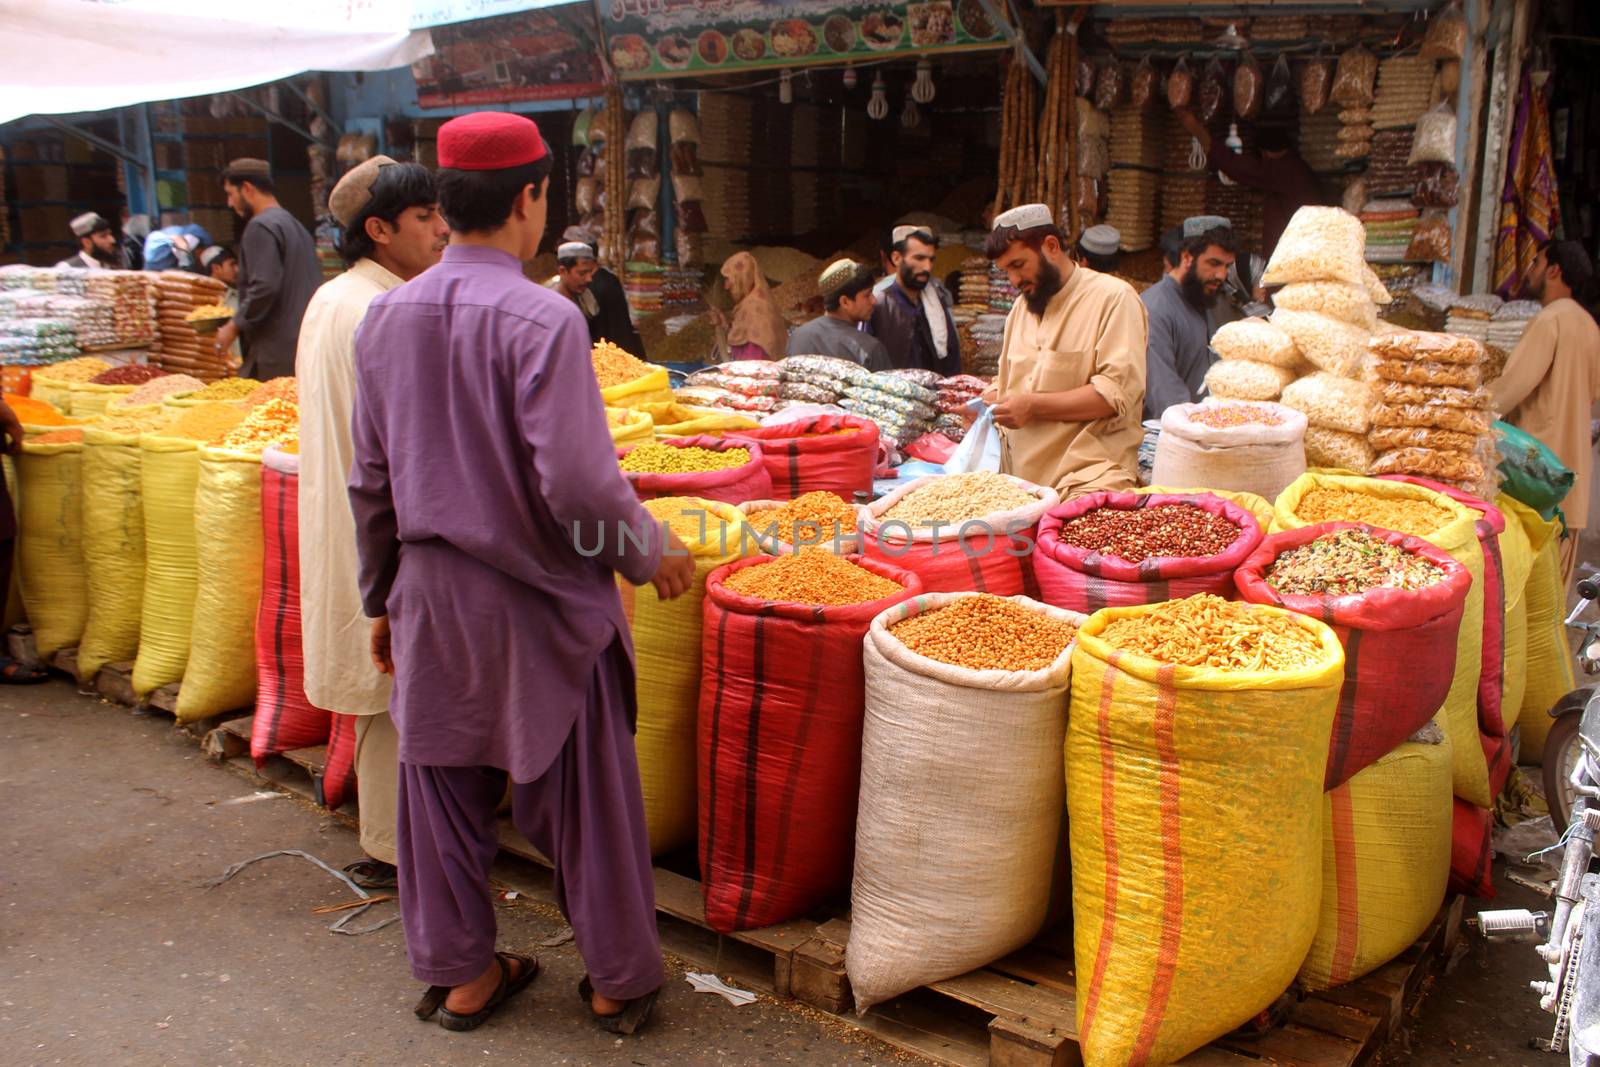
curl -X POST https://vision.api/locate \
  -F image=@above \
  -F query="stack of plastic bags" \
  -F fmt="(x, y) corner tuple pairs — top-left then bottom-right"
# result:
(776, 354), (865, 406)
(1444, 293), (1500, 348)
(841, 370), (939, 446)
(1361, 199), (1420, 263)
(1487, 300), (1540, 364)
(1367, 329), (1499, 500)
(680, 360), (784, 414)
(956, 258), (991, 309)
(935, 375), (986, 442)
(968, 313), (1006, 377)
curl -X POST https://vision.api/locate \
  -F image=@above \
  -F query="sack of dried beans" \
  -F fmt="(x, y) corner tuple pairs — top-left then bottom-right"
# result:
(617, 437), (772, 506)
(1236, 523), (1469, 788)
(1033, 491), (1263, 613)
(724, 414), (880, 501)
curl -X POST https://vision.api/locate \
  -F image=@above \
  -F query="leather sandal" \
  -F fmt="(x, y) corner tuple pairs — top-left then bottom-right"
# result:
(414, 951), (539, 1032)
(342, 858), (398, 890)
(578, 974), (660, 1036)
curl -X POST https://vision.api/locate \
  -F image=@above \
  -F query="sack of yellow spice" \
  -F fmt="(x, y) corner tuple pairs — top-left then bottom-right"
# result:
(1519, 520), (1576, 763)
(1272, 472), (1490, 807)
(617, 497), (751, 855)
(593, 341), (671, 408)
(16, 433), (89, 658)
(1066, 595), (1343, 1067)
(606, 406), (653, 450)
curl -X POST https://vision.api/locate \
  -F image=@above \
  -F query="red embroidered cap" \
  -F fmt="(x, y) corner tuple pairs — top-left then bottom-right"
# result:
(437, 111), (549, 171)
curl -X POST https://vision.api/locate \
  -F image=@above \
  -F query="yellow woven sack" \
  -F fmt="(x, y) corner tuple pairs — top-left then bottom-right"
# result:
(3, 456), (24, 630)
(638, 401), (760, 439)
(175, 445), (263, 722)
(132, 435), (202, 697)
(1066, 602), (1343, 1067)
(29, 377), (74, 414)
(1274, 472), (1489, 807)
(1496, 496), (1541, 727)
(617, 497), (749, 854)
(1300, 733), (1452, 991)
(77, 426), (149, 680)
(1520, 532), (1575, 764)
(606, 406), (654, 450)
(16, 438), (88, 657)
(67, 381), (136, 417)
(1134, 484), (1273, 532)
(601, 366), (673, 409)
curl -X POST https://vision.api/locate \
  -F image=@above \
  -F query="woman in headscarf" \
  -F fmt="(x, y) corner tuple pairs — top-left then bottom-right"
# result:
(715, 251), (788, 361)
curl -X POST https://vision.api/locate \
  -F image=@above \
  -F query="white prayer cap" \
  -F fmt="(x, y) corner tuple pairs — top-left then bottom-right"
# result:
(70, 212), (110, 237)
(199, 245), (230, 269)
(819, 257), (862, 293)
(1079, 224), (1121, 256)
(557, 241), (597, 261)
(891, 224), (931, 245)
(1183, 214), (1231, 238)
(992, 204), (1054, 232)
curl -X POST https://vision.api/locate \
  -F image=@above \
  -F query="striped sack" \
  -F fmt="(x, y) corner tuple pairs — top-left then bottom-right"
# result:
(618, 435), (772, 506)
(860, 474), (1059, 597)
(1066, 602), (1343, 1067)
(1518, 530), (1577, 763)
(1300, 732), (1452, 991)
(1449, 796), (1495, 899)
(250, 448), (331, 764)
(698, 554), (920, 933)
(1033, 491), (1263, 614)
(724, 415), (880, 501)
(1234, 521), (1469, 789)
(322, 712), (358, 811)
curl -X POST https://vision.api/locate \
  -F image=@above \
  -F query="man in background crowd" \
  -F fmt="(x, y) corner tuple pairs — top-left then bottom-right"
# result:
(787, 258), (889, 369)
(1491, 239), (1600, 586)
(982, 203), (1147, 496)
(55, 212), (121, 269)
(201, 245), (242, 364)
(143, 223), (211, 273)
(1175, 113), (1319, 260)
(119, 207), (148, 271)
(214, 158), (321, 378)
(870, 225), (960, 375)
(298, 155), (448, 889)
(545, 234), (645, 357)
(1073, 224), (1122, 274)
(1142, 218), (1236, 419)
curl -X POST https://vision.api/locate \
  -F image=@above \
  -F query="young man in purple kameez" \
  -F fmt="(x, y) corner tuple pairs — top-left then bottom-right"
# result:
(348, 110), (694, 1035)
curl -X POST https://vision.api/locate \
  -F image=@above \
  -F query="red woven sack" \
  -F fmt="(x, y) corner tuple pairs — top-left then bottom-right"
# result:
(1449, 796), (1495, 898)
(1235, 522), (1470, 789)
(698, 554), (920, 932)
(859, 474), (1058, 596)
(250, 449), (332, 765)
(618, 435), (773, 506)
(323, 712), (357, 810)
(1032, 491), (1263, 613)
(724, 415), (879, 501)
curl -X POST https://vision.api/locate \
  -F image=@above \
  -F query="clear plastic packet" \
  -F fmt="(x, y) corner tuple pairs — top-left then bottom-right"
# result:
(670, 140), (702, 177)
(672, 172), (704, 204)
(668, 109), (701, 144)
(675, 229), (702, 267)
(1373, 381), (1491, 410)
(628, 230), (661, 263)
(1261, 206), (1367, 286)
(1372, 359), (1484, 389)
(677, 200), (708, 233)
(1077, 55), (1096, 98)
(1272, 281), (1378, 329)
(1131, 57), (1157, 109)
(1420, 1), (1467, 61)
(1210, 317), (1301, 367)
(1337, 123), (1376, 144)
(1299, 57), (1332, 114)
(1368, 329), (1484, 365)
(720, 359), (786, 380)
(626, 110), (659, 150)
(1234, 53), (1263, 119)
(575, 176), (598, 214)
(1372, 403), (1493, 435)
(1331, 45), (1377, 107)
(1279, 372), (1376, 434)
(1370, 446), (1485, 483)
(1095, 62), (1125, 111)
(1265, 54), (1293, 114)
(1203, 359), (1297, 401)
(1409, 102), (1458, 165)
(1406, 211), (1452, 263)
(1199, 59), (1227, 124)
(1342, 177), (1368, 216)
(1363, 265), (1393, 306)
(1338, 108), (1375, 124)
(628, 176), (661, 211)
(1369, 424), (1483, 453)
(626, 146), (659, 179)
(1270, 307), (1370, 377)
(1413, 162), (1460, 208)
(1168, 58), (1195, 110)
(1304, 425), (1375, 474)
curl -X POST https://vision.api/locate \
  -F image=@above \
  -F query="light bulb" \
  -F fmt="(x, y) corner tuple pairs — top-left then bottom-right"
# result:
(868, 73), (888, 120)
(1218, 122), (1243, 186)
(843, 64), (858, 90)
(912, 59), (935, 104)
(779, 68), (793, 105)
(901, 95), (920, 128)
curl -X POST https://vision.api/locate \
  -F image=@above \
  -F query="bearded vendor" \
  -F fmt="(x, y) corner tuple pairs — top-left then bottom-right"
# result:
(348, 110), (694, 1035)
(982, 204), (1148, 497)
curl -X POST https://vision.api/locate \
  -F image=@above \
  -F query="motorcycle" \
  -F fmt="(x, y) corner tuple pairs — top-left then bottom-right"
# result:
(1545, 576), (1600, 835)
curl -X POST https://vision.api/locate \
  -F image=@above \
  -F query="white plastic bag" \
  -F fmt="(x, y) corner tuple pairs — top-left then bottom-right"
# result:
(1279, 372), (1376, 434)
(1271, 307), (1371, 377)
(1409, 102), (1458, 166)
(1211, 317), (1301, 367)
(945, 404), (1002, 474)
(1272, 281), (1378, 329)
(1261, 206), (1367, 287)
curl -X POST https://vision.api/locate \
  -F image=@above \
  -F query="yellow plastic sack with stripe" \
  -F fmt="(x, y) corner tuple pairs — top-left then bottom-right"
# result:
(1274, 472), (1490, 807)
(1299, 730), (1452, 991)
(607, 406), (654, 449)
(1134, 484), (1274, 532)
(67, 381), (136, 417)
(175, 445), (263, 722)
(1066, 600), (1343, 1067)
(133, 435), (202, 696)
(28, 377), (74, 414)
(1497, 496), (1544, 730)
(637, 401), (760, 439)
(3, 456), (25, 631)
(77, 426), (150, 680)
(617, 496), (749, 855)
(1520, 530), (1575, 764)
(601, 366), (673, 409)
(16, 437), (88, 658)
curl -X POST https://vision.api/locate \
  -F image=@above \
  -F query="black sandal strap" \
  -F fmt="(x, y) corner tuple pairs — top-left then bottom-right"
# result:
(414, 985), (449, 1020)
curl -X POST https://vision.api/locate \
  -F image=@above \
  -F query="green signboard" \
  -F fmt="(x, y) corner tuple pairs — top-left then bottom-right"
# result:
(600, 0), (1009, 80)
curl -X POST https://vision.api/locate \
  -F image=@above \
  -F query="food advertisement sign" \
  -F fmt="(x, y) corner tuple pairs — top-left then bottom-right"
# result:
(601, 0), (1009, 79)
(412, 4), (608, 106)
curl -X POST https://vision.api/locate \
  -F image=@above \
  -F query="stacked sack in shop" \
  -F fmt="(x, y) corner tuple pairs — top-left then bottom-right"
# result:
(1206, 317), (1303, 404)
(775, 354), (864, 406)
(1152, 401), (1308, 502)
(726, 414), (879, 501)
(935, 375), (985, 442)
(1366, 330), (1499, 500)
(680, 360), (783, 415)
(840, 369), (940, 446)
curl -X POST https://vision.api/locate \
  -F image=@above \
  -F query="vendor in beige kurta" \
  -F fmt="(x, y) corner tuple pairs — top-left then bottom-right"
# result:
(983, 204), (1148, 497)
(1490, 240), (1600, 586)
(297, 156), (447, 871)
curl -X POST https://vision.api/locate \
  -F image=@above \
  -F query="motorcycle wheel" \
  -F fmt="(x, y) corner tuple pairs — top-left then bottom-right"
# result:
(1548, 711), (1584, 835)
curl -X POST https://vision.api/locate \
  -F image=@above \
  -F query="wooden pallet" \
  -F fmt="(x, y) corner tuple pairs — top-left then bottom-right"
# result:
(202, 714), (354, 819)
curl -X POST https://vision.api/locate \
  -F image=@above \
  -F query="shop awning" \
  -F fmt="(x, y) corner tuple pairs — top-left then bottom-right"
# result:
(0, 0), (435, 127)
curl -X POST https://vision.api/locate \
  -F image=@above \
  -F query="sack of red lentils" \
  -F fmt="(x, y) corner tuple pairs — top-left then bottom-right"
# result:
(698, 552), (920, 932)
(1032, 491), (1263, 613)
(617, 435), (772, 506)
(1235, 522), (1470, 788)
(859, 472), (1059, 597)
(724, 414), (880, 501)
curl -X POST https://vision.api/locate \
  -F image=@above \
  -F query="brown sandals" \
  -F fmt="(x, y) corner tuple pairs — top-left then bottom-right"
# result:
(414, 951), (540, 1032)
(578, 974), (660, 1036)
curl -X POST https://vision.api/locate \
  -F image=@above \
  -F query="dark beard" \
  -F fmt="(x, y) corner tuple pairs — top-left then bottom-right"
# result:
(1179, 266), (1210, 311)
(91, 246), (119, 266)
(899, 263), (929, 291)
(1024, 259), (1063, 316)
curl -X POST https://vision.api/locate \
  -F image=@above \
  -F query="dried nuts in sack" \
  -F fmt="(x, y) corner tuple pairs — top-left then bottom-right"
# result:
(724, 550), (903, 606)
(620, 443), (751, 474)
(1056, 502), (1242, 563)
(592, 340), (656, 388)
(888, 593), (1078, 672)
(1186, 403), (1287, 428)
(1300, 57), (1332, 114)
(1291, 487), (1452, 535)
(1266, 528), (1445, 596)
(880, 471), (1038, 526)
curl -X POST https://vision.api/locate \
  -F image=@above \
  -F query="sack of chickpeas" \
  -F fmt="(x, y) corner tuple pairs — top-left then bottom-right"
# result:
(848, 593), (1085, 1010)
(1032, 491), (1263, 613)
(616, 435), (772, 506)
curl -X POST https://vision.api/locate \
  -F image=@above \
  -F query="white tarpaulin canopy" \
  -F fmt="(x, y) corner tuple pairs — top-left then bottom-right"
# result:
(0, 0), (435, 126)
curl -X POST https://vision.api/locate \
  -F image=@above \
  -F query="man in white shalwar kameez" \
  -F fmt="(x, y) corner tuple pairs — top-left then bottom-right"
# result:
(296, 155), (448, 877)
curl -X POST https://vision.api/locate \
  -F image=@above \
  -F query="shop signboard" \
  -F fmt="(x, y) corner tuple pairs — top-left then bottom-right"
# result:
(411, 3), (608, 106)
(600, 0), (1010, 80)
